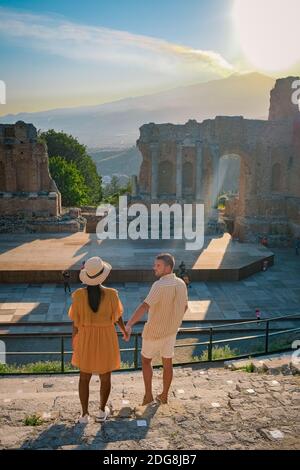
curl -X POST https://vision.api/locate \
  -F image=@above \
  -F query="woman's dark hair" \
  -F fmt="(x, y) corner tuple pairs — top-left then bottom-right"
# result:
(87, 285), (103, 313)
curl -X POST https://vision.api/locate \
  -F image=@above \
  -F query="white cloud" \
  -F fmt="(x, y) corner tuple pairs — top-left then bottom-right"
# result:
(0, 7), (236, 76)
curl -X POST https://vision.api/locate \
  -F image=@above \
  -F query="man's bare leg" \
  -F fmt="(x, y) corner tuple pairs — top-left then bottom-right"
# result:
(156, 357), (173, 404)
(141, 355), (154, 405)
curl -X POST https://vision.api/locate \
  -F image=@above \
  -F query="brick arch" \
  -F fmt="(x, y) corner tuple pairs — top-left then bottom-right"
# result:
(158, 160), (175, 196)
(182, 161), (194, 195)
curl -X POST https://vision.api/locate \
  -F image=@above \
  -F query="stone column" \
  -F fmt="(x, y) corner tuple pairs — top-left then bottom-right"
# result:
(210, 143), (220, 208)
(150, 143), (159, 200)
(131, 175), (138, 197)
(195, 140), (203, 201)
(176, 141), (183, 200)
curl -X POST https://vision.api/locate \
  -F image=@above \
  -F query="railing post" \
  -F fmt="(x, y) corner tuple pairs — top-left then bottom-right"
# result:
(265, 321), (269, 354)
(208, 328), (213, 361)
(61, 336), (65, 373)
(134, 334), (138, 369)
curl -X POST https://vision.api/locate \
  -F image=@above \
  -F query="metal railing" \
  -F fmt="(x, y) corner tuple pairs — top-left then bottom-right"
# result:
(0, 313), (299, 375)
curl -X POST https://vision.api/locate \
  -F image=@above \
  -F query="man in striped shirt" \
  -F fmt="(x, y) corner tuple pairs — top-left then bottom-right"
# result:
(126, 253), (188, 405)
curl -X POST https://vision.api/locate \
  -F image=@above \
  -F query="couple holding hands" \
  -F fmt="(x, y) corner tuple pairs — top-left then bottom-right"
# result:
(69, 253), (188, 423)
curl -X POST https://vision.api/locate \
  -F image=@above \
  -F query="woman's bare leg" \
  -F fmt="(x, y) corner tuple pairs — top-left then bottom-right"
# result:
(99, 372), (111, 411)
(79, 371), (92, 416)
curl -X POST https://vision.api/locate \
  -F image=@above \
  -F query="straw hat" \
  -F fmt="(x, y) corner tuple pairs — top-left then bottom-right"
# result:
(79, 256), (112, 286)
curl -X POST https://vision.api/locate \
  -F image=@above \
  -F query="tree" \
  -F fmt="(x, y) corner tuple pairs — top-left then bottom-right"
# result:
(103, 177), (132, 206)
(105, 175), (120, 195)
(40, 129), (102, 205)
(49, 156), (89, 207)
(40, 129), (87, 164)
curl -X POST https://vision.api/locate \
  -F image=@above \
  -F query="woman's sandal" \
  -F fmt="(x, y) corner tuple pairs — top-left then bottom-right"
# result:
(95, 405), (110, 422)
(77, 414), (91, 424)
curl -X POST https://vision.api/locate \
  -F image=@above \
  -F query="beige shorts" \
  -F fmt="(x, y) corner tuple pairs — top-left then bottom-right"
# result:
(141, 334), (177, 359)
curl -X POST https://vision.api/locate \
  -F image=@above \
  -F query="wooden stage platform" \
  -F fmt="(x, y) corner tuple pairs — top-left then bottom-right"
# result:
(0, 233), (274, 283)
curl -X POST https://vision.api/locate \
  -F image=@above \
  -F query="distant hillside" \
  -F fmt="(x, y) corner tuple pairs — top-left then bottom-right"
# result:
(0, 72), (275, 148)
(89, 146), (142, 177)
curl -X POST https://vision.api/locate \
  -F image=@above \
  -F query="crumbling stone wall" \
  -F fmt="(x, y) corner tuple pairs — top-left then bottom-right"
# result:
(0, 121), (61, 217)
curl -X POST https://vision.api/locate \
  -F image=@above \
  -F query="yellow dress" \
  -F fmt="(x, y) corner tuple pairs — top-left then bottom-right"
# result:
(68, 286), (123, 374)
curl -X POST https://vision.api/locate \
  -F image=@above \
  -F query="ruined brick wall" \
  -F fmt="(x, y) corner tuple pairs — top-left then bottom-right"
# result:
(0, 121), (61, 217)
(268, 76), (300, 121)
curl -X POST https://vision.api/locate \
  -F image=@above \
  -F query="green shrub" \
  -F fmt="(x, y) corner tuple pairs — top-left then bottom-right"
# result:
(23, 414), (44, 426)
(192, 345), (238, 362)
(242, 362), (255, 373)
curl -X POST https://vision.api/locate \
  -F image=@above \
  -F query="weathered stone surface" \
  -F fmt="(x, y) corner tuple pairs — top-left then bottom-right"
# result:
(0, 365), (299, 450)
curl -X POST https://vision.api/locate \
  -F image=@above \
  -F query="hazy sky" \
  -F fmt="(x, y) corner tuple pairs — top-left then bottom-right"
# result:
(0, 0), (299, 115)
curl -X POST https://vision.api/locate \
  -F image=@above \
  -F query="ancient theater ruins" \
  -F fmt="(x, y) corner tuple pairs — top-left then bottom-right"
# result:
(135, 77), (300, 243)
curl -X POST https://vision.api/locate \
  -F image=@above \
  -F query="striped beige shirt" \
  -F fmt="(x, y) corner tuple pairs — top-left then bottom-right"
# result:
(142, 273), (188, 340)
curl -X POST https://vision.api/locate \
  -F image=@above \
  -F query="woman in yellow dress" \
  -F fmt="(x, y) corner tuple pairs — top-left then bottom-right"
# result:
(68, 256), (128, 423)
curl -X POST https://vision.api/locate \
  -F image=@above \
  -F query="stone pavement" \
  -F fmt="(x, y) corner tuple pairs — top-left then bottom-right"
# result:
(0, 248), (299, 328)
(0, 364), (299, 450)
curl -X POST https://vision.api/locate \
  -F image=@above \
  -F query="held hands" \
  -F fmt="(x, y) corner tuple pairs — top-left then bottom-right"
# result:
(122, 328), (130, 342)
(121, 324), (132, 342)
(124, 323), (132, 342)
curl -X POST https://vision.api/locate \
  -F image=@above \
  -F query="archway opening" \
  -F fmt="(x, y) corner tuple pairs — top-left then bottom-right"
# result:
(214, 154), (242, 236)
(217, 154), (241, 209)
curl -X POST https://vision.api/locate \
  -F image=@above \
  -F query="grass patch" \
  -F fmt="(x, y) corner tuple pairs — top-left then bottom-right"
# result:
(0, 361), (77, 374)
(120, 362), (135, 369)
(23, 414), (44, 426)
(241, 362), (255, 373)
(0, 360), (135, 374)
(192, 345), (238, 362)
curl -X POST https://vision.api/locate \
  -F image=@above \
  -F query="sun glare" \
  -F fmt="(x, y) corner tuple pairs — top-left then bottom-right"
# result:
(232, 0), (300, 72)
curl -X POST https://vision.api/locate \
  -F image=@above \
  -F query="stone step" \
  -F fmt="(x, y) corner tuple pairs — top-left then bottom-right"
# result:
(0, 364), (299, 450)
(224, 351), (300, 375)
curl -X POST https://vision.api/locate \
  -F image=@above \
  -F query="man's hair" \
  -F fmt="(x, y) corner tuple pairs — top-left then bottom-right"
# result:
(156, 253), (175, 270)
